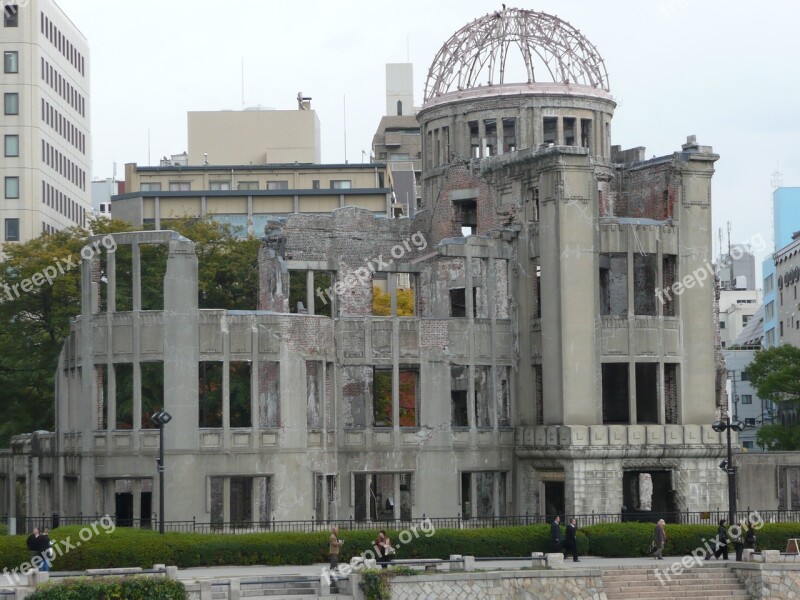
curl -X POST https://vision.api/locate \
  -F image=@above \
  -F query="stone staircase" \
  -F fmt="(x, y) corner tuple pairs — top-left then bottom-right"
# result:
(601, 563), (750, 599)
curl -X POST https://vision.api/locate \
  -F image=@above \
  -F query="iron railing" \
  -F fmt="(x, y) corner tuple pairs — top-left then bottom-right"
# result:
(7, 508), (799, 535)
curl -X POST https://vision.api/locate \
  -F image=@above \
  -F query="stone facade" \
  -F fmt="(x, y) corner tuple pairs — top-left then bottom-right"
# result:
(1, 8), (729, 529)
(731, 564), (800, 600)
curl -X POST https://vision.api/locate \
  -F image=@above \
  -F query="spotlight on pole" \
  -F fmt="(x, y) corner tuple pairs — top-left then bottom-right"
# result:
(150, 410), (172, 534)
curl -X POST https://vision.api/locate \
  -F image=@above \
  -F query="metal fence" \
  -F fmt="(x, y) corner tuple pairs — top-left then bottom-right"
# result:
(8, 508), (800, 535)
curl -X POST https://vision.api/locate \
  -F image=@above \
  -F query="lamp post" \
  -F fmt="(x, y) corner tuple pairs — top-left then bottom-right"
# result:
(712, 416), (745, 527)
(151, 410), (172, 534)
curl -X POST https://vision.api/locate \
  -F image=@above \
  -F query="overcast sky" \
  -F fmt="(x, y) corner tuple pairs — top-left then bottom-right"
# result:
(56, 0), (799, 273)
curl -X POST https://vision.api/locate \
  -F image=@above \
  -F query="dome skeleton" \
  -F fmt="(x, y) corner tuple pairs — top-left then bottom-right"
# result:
(424, 7), (610, 102)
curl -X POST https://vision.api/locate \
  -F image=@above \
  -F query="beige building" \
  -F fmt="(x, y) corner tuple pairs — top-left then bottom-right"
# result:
(2, 8), (732, 531)
(187, 103), (321, 166)
(112, 162), (394, 236)
(372, 64), (422, 215)
(0, 0), (91, 245)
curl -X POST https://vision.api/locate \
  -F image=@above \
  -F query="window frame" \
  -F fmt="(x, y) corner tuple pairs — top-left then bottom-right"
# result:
(4, 92), (19, 115)
(4, 50), (19, 73)
(3, 4), (19, 27)
(4, 134), (19, 157)
(5, 176), (20, 199)
(5, 218), (20, 241)
(168, 181), (191, 191)
(330, 180), (352, 190)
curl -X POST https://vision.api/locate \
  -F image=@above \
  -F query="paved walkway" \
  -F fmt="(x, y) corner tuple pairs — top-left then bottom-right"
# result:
(0, 556), (735, 589)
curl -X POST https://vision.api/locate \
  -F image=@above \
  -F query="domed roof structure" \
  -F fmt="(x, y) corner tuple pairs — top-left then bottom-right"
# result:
(424, 7), (610, 102)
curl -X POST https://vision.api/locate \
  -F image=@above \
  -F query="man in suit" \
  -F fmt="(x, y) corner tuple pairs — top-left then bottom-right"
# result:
(564, 518), (579, 562)
(550, 516), (562, 552)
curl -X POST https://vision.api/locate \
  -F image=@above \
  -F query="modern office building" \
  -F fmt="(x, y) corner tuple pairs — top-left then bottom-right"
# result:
(90, 177), (123, 218)
(112, 162), (395, 236)
(2, 8), (731, 529)
(0, 0), (91, 245)
(718, 289), (762, 349)
(187, 99), (321, 166)
(715, 244), (756, 291)
(372, 64), (422, 215)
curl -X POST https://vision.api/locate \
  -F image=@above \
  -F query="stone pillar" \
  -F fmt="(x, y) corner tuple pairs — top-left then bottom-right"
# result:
(365, 474), (372, 522)
(307, 271), (315, 316)
(154, 197), (161, 229)
(393, 473), (401, 521)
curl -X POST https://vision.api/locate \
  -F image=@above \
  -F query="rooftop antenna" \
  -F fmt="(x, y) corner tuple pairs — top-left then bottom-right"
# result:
(343, 95), (347, 164)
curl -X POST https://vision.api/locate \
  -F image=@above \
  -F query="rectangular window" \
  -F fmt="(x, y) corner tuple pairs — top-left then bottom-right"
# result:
(451, 365), (469, 427)
(633, 254), (657, 316)
(372, 368), (418, 428)
(140, 182), (162, 192)
(373, 369), (392, 427)
(168, 181), (191, 191)
(543, 117), (558, 144)
(742, 314), (751, 326)
(209, 181), (231, 191)
(199, 361), (223, 428)
(720, 321), (726, 329)
(330, 180), (352, 189)
(5, 176), (19, 199)
(230, 361), (252, 428)
(600, 253), (628, 316)
(741, 394), (753, 405)
(4, 135), (19, 157)
(4, 51), (18, 73)
(266, 180), (289, 190)
(745, 418), (756, 427)
(4, 92), (19, 115)
(742, 441), (754, 450)
(741, 370), (749, 382)
(602, 363), (629, 424)
(237, 181), (259, 190)
(4, 4), (18, 27)
(4, 218), (20, 241)
(312, 180), (320, 190)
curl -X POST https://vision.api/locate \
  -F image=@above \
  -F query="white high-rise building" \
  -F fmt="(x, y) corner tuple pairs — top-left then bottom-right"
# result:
(1, 0), (91, 246)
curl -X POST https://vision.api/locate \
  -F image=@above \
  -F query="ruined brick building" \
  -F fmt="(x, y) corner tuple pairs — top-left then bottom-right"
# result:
(1, 8), (730, 529)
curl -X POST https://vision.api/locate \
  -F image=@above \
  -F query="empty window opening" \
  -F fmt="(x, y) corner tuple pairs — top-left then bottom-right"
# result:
(314, 474), (338, 522)
(622, 471), (676, 517)
(450, 287), (477, 318)
(396, 100), (403, 116)
(502, 117), (517, 153)
(662, 255), (676, 317)
(372, 273), (416, 316)
(543, 117), (558, 145)
(258, 361), (280, 427)
(373, 369), (392, 427)
(483, 119), (497, 156)
(475, 366), (491, 428)
(563, 117), (577, 146)
(140, 243), (167, 311)
(140, 361), (164, 429)
(307, 361), (323, 429)
(499, 370), (510, 427)
(634, 254), (657, 316)
(199, 361), (223, 428)
(635, 363), (659, 424)
(543, 480), (565, 520)
(229, 476), (253, 525)
(456, 199), (477, 236)
(600, 253), (628, 316)
(534, 265), (542, 319)
(343, 366), (368, 429)
(534, 364), (544, 424)
(461, 472), (473, 518)
(289, 270), (333, 316)
(114, 244), (134, 312)
(230, 361), (252, 428)
(469, 120), (480, 158)
(451, 365), (469, 427)
(580, 119), (592, 148)
(531, 187), (540, 222)
(373, 368), (418, 427)
(96, 365), (108, 430)
(114, 363), (133, 429)
(664, 364), (678, 425)
(354, 473), (412, 521)
(602, 363), (629, 424)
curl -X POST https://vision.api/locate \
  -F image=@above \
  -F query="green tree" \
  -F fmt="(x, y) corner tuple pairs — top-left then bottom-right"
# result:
(0, 217), (260, 445)
(746, 345), (800, 450)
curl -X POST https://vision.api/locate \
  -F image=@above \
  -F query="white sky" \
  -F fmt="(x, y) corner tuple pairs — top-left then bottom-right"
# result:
(56, 0), (800, 272)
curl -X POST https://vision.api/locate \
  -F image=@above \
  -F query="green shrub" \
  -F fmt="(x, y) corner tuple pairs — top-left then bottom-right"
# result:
(361, 567), (417, 600)
(748, 522), (800, 551)
(0, 524), (7, 536)
(27, 576), (187, 599)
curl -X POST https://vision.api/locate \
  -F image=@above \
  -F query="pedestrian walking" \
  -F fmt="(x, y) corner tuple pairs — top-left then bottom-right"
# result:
(712, 519), (729, 560)
(549, 516), (562, 553)
(652, 519), (666, 560)
(564, 518), (579, 562)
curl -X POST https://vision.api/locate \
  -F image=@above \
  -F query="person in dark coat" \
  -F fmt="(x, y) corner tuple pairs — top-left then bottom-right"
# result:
(733, 522), (745, 562)
(744, 520), (756, 550)
(652, 519), (666, 560)
(713, 519), (729, 560)
(549, 516), (562, 552)
(564, 518), (579, 562)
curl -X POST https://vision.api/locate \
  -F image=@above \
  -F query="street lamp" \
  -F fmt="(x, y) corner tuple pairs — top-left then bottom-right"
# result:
(151, 410), (172, 534)
(712, 416), (745, 527)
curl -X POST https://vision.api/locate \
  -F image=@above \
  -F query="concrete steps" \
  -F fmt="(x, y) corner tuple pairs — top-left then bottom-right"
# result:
(209, 575), (338, 599)
(602, 564), (749, 600)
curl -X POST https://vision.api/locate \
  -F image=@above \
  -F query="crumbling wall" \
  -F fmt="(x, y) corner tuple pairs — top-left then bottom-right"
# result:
(258, 361), (280, 427)
(342, 365), (371, 428)
(610, 161), (677, 220)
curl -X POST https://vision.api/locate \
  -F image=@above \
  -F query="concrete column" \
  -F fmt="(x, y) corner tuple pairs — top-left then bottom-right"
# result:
(154, 197), (161, 230)
(307, 271), (315, 316)
(133, 480), (141, 525)
(250, 317), (259, 449)
(496, 118), (504, 155)
(365, 474), (372, 523)
(293, 195), (299, 213)
(556, 117), (564, 146)
(390, 274), (400, 432)
(200, 196), (206, 217)
(30, 458), (39, 524)
(223, 477), (231, 526)
(627, 233), (636, 425)
(478, 120), (486, 157)
(106, 248), (116, 431)
(492, 472), (500, 518)
(469, 474), (477, 519)
(79, 254), (97, 515)
(321, 362), (327, 449)
(339, 194), (345, 208)
(393, 473), (401, 521)
(222, 315), (230, 450)
(466, 252), (476, 431)
(132, 243), (141, 443)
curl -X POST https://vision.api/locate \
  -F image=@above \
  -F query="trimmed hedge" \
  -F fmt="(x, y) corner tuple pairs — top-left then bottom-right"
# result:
(28, 577), (186, 599)
(0, 521), (798, 571)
